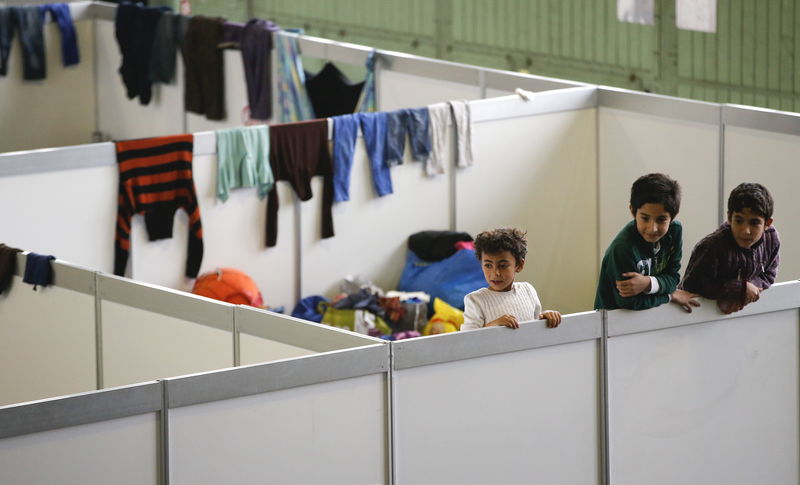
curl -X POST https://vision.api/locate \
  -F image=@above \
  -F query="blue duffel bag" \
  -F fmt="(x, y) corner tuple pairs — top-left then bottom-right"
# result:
(397, 248), (485, 311)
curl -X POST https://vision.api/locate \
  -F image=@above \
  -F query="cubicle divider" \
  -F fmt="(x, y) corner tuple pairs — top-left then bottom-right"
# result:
(166, 343), (390, 484)
(0, 382), (163, 485)
(391, 311), (604, 485)
(2, 266), (799, 483)
(0, 254), (97, 407)
(721, 106), (800, 280)
(0, 251), (385, 407)
(97, 274), (236, 389)
(606, 280), (800, 484)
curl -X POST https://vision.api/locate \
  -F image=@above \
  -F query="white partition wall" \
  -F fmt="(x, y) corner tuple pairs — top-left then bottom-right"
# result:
(378, 69), (481, 110)
(299, 136), (452, 298)
(98, 274), (235, 388)
(0, 14), (96, 153)
(391, 312), (603, 485)
(457, 88), (598, 315)
(167, 345), (389, 485)
(236, 305), (378, 365)
(723, 106), (800, 282)
(598, 88), (721, 271)
(0, 146), (117, 273)
(0, 383), (162, 485)
(0, 256), (97, 406)
(607, 281), (800, 484)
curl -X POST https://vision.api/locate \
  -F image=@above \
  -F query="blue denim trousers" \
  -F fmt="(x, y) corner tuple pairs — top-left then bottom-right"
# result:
(332, 114), (359, 202)
(358, 112), (393, 197)
(385, 108), (432, 165)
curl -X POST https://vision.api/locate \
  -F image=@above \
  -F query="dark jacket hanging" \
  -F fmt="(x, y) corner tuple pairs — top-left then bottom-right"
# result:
(182, 15), (226, 120)
(266, 119), (334, 247)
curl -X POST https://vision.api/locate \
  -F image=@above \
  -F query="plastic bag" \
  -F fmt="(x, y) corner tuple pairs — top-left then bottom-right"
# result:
(422, 297), (464, 335)
(319, 302), (393, 336)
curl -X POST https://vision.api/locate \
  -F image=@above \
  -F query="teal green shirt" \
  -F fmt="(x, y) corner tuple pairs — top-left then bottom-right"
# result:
(594, 220), (683, 310)
(216, 125), (274, 202)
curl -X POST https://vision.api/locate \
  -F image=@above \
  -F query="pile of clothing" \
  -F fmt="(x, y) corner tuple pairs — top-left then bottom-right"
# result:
(292, 275), (429, 340)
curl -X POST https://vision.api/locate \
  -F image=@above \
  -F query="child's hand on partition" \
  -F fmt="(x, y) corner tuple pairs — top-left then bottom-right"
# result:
(540, 311), (562, 328)
(744, 281), (762, 304)
(670, 289), (700, 313)
(616, 272), (651, 297)
(486, 314), (520, 329)
(717, 299), (744, 314)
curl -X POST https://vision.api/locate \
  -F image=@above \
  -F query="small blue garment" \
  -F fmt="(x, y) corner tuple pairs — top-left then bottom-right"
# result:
(384, 109), (409, 166)
(407, 107), (432, 161)
(332, 114), (359, 202)
(358, 112), (393, 197)
(39, 3), (79, 67)
(23, 252), (55, 290)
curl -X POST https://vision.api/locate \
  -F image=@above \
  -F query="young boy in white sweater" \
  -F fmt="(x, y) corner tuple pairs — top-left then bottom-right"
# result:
(461, 227), (561, 330)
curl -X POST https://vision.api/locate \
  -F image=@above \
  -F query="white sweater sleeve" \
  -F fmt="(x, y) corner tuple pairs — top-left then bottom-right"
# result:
(461, 293), (484, 330)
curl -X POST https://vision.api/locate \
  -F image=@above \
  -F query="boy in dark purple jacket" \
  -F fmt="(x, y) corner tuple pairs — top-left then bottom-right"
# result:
(680, 183), (780, 314)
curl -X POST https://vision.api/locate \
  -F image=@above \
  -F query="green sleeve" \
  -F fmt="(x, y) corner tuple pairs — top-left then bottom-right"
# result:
(605, 241), (670, 310)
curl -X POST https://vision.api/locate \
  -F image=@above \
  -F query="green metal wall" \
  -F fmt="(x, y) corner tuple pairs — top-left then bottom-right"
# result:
(190, 0), (800, 112)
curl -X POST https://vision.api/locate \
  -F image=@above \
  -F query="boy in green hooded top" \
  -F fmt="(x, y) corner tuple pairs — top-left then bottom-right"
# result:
(594, 173), (699, 312)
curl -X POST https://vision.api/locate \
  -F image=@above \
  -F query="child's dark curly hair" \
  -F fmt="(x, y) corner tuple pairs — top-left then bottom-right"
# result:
(728, 182), (774, 220)
(473, 227), (528, 264)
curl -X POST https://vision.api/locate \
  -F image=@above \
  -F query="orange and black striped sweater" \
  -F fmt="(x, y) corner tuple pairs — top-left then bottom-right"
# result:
(114, 134), (204, 278)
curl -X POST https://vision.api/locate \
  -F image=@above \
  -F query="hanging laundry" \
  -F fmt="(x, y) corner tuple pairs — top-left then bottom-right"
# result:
(266, 119), (333, 247)
(274, 32), (315, 122)
(384, 108), (432, 166)
(357, 111), (393, 197)
(425, 102), (449, 176)
(407, 107), (432, 161)
(355, 49), (377, 113)
(215, 125), (274, 202)
(115, 2), (170, 105)
(40, 3), (79, 67)
(0, 243), (22, 294)
(182, 15), (226, 120)
(219, 20), (243, 48)
(240, 19), (280, 120)
(9, 6), (45, 80)
(331, 114), (359, 202)
(0, 8), (11, 76)
(23, 252), (55, 290)
(449, 100), (474, 167)
(150, 11), (188, 84)
(114, 134), (204, 278)
(305, 62), (365, 118)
